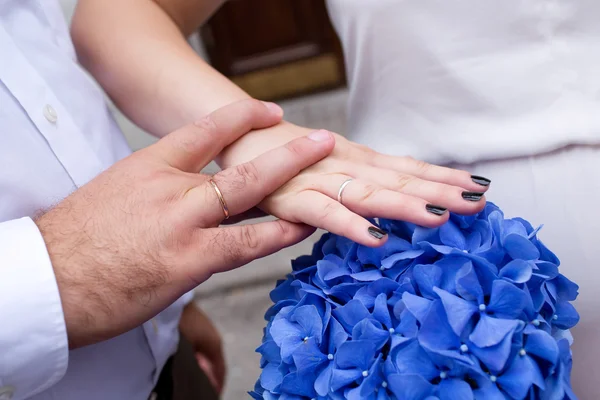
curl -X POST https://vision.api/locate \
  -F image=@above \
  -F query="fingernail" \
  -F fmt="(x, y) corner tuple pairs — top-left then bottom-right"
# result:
(471, 175), (491, 187)
(307, 129), (332, 142)
(426, 204), (448, 216)
(462, 191), (485, 202)
(368, 226), (388, 240)
(261, 101), (283, 116)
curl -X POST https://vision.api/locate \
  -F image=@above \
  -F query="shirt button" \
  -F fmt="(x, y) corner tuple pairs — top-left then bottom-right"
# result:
(0, 386), (15, 400)
(43, 104), (58, 123)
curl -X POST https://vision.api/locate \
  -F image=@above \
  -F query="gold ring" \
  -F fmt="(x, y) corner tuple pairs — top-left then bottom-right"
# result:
(209, 179), (229, 220)
(337, 179), (353, 205)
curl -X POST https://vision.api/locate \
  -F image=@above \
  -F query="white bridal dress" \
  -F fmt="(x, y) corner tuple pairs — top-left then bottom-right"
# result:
(326, 1), (600, 397)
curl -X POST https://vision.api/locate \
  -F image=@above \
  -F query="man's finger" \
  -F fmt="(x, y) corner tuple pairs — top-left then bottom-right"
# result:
(186, 130), (335, 227)
(150, 99), (283, 172)
(198, 220), (316, 275)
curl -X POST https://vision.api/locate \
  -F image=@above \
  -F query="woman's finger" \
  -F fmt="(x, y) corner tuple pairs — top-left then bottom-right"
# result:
(304, 174), (451, 227)
(368, 153), (491, 193)
(198, 220), (316, 275)
(267, 191), (389, 247)
(341, 163), (487, 215)
(150, 99), (284, 172)
(185, 131), (335, 227)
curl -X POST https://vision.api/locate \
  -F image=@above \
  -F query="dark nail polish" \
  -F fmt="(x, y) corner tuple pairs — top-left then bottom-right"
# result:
(462, 191), (485, 202)
(426, 204), (448, 216)
(471, 175), (491, 187)
(368, 226), (388, 240)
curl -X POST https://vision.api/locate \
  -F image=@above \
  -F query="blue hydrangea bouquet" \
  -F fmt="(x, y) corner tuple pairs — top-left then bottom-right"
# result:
(250, 203), (580, 400)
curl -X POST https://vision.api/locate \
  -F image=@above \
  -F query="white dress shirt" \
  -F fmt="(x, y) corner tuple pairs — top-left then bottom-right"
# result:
(327, 0), (600, 165)
(0, 1), (190, 399)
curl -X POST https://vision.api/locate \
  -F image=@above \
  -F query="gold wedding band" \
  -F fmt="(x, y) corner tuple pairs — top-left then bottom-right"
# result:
(337, 179), (353, 205)
(209, 179), (229, 220)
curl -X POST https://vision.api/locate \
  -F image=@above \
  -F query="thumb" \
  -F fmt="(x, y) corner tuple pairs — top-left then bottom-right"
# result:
(147, 99), (283, 172)
(197, 220), (316, 277)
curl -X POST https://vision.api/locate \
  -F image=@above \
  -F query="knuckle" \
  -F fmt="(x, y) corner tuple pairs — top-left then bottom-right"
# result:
(358, 184), (380, 203)
(284, 140), (305, 159)
(413, 159), (432, 175)
(394, 173), (415, 190)
(274, 219), (290, 237)
(193, 115), (219, 138)
(320, 201), (342, 222)
(235, 162), (261, 186)
(239, 224), (260, 250)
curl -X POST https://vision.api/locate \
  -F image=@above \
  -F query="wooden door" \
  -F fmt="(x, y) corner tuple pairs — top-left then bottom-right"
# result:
(201, 0), (346, 100)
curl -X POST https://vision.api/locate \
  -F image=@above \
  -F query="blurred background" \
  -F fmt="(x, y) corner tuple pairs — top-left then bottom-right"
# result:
(58, 1), (348, 398)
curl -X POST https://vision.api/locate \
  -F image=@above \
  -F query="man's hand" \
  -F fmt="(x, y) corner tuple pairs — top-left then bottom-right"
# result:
(179, 303), (225, 393)
(35, 99), (335, 349)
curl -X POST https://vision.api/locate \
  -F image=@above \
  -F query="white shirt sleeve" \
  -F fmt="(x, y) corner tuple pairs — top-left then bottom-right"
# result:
(0, 217), (68, 399)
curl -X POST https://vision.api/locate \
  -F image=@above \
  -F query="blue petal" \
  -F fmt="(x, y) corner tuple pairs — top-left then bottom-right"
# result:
(270, 278), (296, 303)
(413, 226), (440, 245)
(328, 317), (349, 354)
(392, 340), (438, 380)
(473, 382), (505, 400)
(500, 259), (534, 284)
(438, 379), (473, 400)
(354, 278), (400, 309)
(553, 301), (580, 329)
(373, 293), (393, 328)
(332, 299), (371, 333)
(382, 250), (425, 269)
(402, 292), (434, 324)
(497, 354), (535, 399)
(317, 257), (347, 282)
(325, 283), (365, 303)
(552, 275), (579, 301)
(414, 264), (443, 299)
(387, 374), (435, 400)
(504, 233), (540, 260)
(330, 368), (363, 392)
(469, 327), (516, 373)
(257, 340), (282, 364)
(418, 300), (460, 352)
(349, 355), (383, 400)
(261, 363), (284, 391)
(314, 362), (333, 396)
(352, 319), (389, 351)
(439, 220), (467, 249)
(281, 369), (318, 397)
(487, 280), (527, 318)
(292, 305), (324, 344)
(270, 319), (302, 363)
(396, 309), (419, 338)
(352, 269), (384, 282)
(469, 314), (519, 348)
(335, 340), (376, 370)
(292, 337), (328, 371)
(433, 287), (477, 337)
(525, 330), (559, 365)
(455, 262), (484, 303)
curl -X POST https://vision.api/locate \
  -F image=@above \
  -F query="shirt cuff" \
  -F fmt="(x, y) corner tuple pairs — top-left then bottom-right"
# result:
(0, 217), (68, 399)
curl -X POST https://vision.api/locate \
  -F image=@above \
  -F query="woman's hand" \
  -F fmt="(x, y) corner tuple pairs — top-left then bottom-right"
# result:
(219, 122), (490, 247)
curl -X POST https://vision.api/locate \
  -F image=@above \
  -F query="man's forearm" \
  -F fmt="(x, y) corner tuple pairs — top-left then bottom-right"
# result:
(72, 0), (310, 167)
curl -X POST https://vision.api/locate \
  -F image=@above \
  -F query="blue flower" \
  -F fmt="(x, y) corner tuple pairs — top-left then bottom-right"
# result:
(253, 202), (580, 399)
